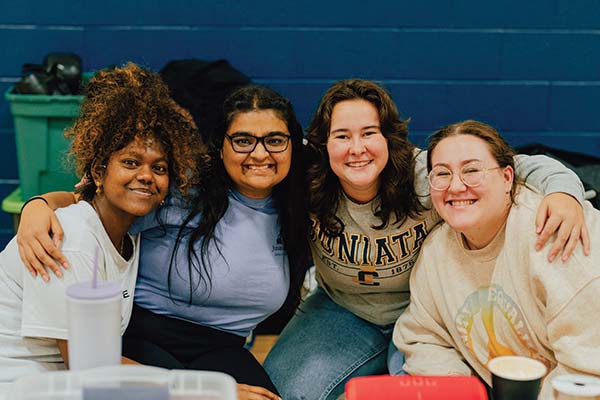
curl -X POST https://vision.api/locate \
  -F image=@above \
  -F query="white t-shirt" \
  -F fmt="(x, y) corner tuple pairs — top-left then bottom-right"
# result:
(0, 201), (139, 382)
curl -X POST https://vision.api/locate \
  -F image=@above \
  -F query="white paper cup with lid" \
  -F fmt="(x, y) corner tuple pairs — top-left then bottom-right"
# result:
(66, 280), (122, 370)
(553, 374), (600, 400)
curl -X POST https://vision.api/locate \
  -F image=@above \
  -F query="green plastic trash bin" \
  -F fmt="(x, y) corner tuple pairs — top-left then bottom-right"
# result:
(5, 74), (91, 200)
(1, 187), (24, 232)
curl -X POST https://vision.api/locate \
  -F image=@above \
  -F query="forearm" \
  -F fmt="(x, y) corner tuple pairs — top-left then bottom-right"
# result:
(38, 191), (78, 210)
(394, 305), (471, 376)
(514, 154), (584, 203)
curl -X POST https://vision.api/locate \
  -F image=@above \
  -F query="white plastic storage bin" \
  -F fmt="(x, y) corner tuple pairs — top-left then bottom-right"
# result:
(7, 365), (237, 400)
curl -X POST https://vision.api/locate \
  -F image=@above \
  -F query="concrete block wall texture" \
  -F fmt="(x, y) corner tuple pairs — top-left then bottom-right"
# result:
(1, 0), (599, 246)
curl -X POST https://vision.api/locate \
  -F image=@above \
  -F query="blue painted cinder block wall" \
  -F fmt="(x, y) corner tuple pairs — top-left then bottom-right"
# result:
(1, 1), (599, 246)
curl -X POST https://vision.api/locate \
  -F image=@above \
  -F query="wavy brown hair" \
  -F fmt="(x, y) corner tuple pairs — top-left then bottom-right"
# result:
(67, 62), (204, 201)
(306, 78), (426, 236)
(427, 119), (519, 202)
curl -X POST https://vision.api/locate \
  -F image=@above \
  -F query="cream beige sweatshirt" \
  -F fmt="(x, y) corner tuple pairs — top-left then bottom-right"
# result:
(393, 186), (600, 399)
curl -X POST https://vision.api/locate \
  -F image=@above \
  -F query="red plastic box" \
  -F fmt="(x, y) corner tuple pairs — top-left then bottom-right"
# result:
(345, 375), (488, 400)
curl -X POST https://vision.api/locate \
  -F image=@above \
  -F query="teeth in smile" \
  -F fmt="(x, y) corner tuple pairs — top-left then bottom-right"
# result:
(131, 189), (152, 195)
(347, 161), (370, 168)
(245, 165), (272, 170)
(451, 200), (475, 206)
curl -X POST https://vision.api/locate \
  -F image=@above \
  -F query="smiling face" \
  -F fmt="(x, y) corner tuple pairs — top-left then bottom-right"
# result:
(221, 109), (292, 199)
(326, 99), (389, 203)
(430, 134), (514, 249)
(94, 135), (169, 225)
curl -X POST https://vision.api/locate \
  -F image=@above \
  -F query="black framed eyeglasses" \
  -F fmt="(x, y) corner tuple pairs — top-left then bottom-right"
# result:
(224, 132), (291, 153)
(428, 161), (502, 191)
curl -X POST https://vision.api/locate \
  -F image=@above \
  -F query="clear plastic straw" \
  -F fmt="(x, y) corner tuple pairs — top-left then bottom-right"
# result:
(92, 246), (99, 289)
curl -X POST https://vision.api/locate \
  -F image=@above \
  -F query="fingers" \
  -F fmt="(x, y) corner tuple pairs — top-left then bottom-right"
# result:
(534, 200), (549, 236)
(535, 214), (560, 253)
(18, 240), (51, 282)
(16, 199), (68, 280)
(30, 229), (66, 279)
(535, 193), (589, 262)
(581, 223), (591, 256)
(237, 384), (282, 400)
(47, 215), (69, 270)
(555, 218), (590, 262)
(547, 217), (574, 262)
(16, 235), (66, 281)
(557, 225), (581, 263)
(17, 240), (38, 279)
(20, 238), (62, 282)
(49, 215), (65, 255)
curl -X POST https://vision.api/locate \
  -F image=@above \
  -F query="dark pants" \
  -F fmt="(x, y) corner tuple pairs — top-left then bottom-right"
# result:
(123, 303), (279, 394)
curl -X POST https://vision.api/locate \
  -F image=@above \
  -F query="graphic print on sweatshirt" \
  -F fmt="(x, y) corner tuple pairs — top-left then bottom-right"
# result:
(455, 284), (548, 368)
(310, 218), (429, 286)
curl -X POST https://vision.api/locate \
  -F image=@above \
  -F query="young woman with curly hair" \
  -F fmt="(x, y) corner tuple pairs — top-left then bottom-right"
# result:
(16, 84), (309, 400)
(0, 62), (200, 386)
(264, 79), (589, 400)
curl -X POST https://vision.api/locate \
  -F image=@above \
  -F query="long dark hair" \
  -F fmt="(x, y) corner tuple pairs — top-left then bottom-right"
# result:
(306, 79), (426, 236)
(170, 85), (311, 310)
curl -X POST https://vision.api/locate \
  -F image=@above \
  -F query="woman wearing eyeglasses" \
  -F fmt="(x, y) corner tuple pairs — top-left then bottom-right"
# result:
(393, 120), (600, 399)
(264, 80), (589, 400)
(16, 85), (310, 400)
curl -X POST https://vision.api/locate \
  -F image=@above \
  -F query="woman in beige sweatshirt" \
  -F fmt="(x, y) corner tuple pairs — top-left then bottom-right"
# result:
(393, 120), (600, 399)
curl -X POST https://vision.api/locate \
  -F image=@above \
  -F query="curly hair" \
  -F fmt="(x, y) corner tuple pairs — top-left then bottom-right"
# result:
(66, 62), (204, 201)
(427, 120), (519, 203)
(171, 85), (311, 311)
(306, 79), (426, 236)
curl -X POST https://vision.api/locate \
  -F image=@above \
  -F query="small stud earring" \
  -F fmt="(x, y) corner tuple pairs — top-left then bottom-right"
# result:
(95, 182), (102, 195)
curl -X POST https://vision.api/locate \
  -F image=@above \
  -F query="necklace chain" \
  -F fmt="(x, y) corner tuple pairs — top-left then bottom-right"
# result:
(92, 199), (126, 257)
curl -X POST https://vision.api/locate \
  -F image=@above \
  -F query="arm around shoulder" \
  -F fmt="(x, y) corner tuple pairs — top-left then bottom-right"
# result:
(514, 154), (584, 203)
(17, 191), (76, 280)
(514, 155), (590, 262)
(23, 191), (78, 211)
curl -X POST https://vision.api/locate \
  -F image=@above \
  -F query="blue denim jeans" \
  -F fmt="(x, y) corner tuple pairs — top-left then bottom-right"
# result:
(264, 288), (405, 400)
